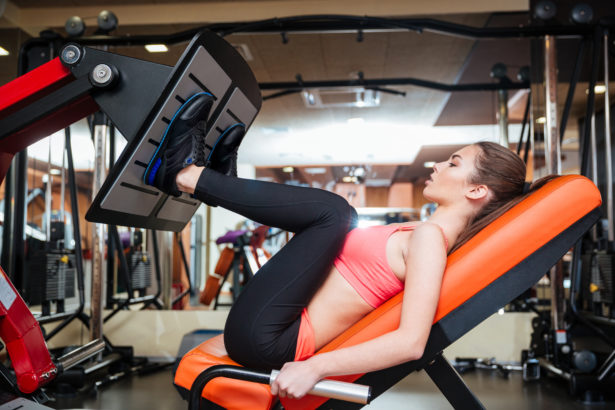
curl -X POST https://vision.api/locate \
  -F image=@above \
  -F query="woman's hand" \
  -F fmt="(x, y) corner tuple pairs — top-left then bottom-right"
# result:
(270, 359), (322, 400)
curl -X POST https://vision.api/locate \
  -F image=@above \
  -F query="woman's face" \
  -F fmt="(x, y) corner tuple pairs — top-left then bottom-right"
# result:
(423, 144), (483, 205)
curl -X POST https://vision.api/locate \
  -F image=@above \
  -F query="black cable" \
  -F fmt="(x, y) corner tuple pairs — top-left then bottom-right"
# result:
(559, 39), (586, 143)
(263, 89), (302, 101)
(517, 91), (531, 156)
(523, 112), (532, 165)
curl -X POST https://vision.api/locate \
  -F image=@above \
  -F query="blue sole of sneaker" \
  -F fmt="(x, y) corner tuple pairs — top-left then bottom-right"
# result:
(206, 122), (246, 164)
(143, 91), (213, 186)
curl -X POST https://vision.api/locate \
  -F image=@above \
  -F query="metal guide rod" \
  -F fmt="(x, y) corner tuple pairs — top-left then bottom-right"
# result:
(544, 35), (565, 331)
(90, 123), (108, 342)
(56, 338), (106, 371)
(45, 138), (52, 241)
(60, 137), (66, 228)
(544, 35), (561, 174)
(205, 206), (212, 280)
(270, 370), (371, 404)
(591, 110), (598, 242)
(496, 88), (509, 147)
(591, 112), (598, 185)
(528, 90), (534, 166)
(160, 231), (173, 309)
(604, 30), (613, 244)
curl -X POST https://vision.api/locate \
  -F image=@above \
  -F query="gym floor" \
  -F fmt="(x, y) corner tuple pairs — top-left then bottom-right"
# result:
(47, 366), (613, 409)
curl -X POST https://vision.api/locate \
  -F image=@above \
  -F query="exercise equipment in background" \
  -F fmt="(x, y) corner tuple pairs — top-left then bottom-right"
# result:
(200, 225), (271, 309)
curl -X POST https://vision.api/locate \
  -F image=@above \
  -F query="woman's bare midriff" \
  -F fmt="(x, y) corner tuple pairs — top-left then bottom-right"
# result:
(306, 226), (416, 351)
(306, 265), (374, 350)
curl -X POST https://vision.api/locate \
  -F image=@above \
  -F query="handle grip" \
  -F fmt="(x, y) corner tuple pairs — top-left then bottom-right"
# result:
(270, 370), (371, 404)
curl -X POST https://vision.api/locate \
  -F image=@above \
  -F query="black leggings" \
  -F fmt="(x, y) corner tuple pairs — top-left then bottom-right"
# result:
(193, 169), (357, 370)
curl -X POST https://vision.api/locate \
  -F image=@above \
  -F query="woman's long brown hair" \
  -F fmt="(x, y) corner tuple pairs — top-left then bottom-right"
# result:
(448, 142), (559, 254)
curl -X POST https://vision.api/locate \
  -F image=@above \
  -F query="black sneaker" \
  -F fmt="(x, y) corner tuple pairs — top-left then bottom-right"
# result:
(143, 92), (214, 196)
(206, 123), (246, 177)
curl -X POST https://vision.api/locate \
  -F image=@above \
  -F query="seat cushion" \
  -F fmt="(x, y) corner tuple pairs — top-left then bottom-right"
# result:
(175, 334), (275, 410)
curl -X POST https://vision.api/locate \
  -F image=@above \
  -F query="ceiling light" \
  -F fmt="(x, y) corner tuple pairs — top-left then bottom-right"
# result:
(49, 169), (61, 175)
(352, 167), (365, 177)
(585, 84), (606, 95)
(0, 47), (9, 56)
(305, 167), (326, 175)
(347, 118), (364, 125)
(423, 161), (436, 168)
(302, 91), (317, 106)
(342, 176), (359, 183)
(536, 116), (546, 124)
(145, 44), (168, 53)
(282, 166), (294, 173)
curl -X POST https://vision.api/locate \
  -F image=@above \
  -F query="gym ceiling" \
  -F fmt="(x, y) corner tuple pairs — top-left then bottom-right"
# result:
(0, 0), (606, 187)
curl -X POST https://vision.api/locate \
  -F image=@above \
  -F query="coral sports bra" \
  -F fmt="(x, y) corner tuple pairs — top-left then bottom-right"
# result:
(333, 223), (449, 308)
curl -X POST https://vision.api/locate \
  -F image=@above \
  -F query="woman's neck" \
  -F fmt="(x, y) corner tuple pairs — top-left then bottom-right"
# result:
(426, 204), (474, 249)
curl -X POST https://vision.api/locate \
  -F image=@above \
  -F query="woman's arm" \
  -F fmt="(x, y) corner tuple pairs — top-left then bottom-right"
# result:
(271, 223), (447, 399)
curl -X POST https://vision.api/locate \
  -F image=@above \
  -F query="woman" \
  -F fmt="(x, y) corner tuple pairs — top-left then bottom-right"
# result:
(144, 94), (551, 400)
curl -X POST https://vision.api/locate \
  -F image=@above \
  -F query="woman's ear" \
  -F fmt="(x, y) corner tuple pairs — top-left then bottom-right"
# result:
(466, 184), (489, 201)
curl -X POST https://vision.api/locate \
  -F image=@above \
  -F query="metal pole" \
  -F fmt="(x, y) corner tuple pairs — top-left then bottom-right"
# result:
(44, 128), (89, 341)
(496, 88), (509, 147)
(525, 91), (533, 166)
(544, 35), (564, 332)
(56, 339), (106, 372)
(205, 206), (211, 281)
(544, 35), (561, 174)
(90, 121), (108, 341)
(60, 137), (66, 230)
(581, 29), (602, 178)
(591, 104), (598, 242)
(45, 139), (53, 242)
(158, 230), (173, 309)
(591, 112), (598, 186)
(603, 29), (613, 246)
(1, 164), (14, 275)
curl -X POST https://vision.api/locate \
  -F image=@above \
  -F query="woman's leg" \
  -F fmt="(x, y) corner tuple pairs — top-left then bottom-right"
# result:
(185, 167), (357, 369)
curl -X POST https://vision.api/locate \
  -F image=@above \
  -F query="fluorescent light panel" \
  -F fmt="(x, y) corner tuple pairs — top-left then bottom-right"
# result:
(0, 47), (9, 56)
(585, 84), (607, 95)
(145, 44), (168, 53)
(305, 167), (326, 175)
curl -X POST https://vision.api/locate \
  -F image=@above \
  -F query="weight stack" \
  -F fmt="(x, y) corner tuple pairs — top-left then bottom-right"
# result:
(25, 249), (76, 305)
(45, 251), (76, 302)
(130, 251), (152, 292)
(595, 252), (614, 304)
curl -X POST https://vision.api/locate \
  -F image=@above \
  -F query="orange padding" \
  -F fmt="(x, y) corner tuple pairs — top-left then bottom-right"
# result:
(174, 175), (601, 410)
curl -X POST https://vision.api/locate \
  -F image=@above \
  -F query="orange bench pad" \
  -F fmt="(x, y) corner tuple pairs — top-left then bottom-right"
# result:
(175, 335), (275, 410)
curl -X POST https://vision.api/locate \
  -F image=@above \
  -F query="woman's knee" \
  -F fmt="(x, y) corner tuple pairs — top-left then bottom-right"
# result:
(224, 322), (295, 370)
(320, 191), (357, 233)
